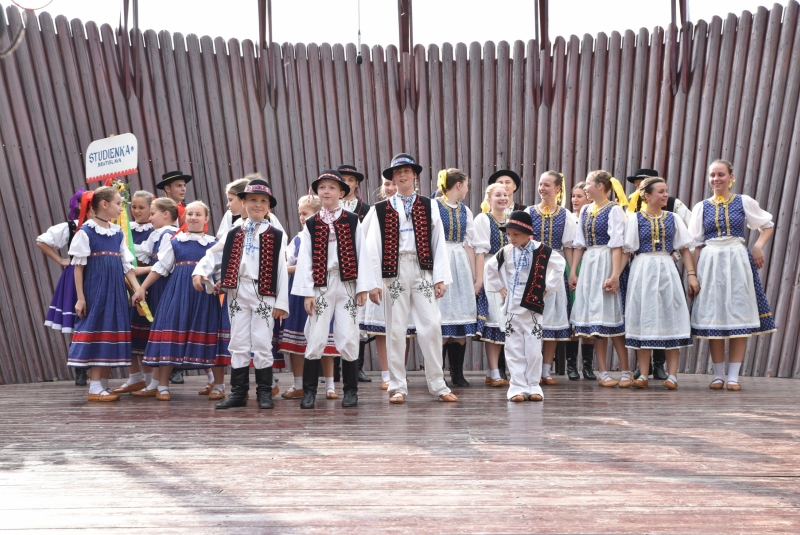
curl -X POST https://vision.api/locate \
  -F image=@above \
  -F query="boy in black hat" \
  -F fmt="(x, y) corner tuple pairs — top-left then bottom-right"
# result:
(292, 170), (371, 409)
(193, 178), (289, 410)
(626, 168), (692, 381)
(484, 210), (565, 402)
(366, 153), (457, 404)
(488, 169), (526, 212)
(156, 170), (192, 225)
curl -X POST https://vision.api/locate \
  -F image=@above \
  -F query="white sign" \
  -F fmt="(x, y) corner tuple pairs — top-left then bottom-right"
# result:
(85, 133), (138, 183)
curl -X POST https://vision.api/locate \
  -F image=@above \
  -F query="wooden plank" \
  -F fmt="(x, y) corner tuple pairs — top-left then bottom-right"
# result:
(428, 44), (443, 180)
(83, 21), (118, 137)
(333, 44), (353, 166)
(214, 36), (243, 181)
(707, 14), (738, 165)
(495, 41), (510, 170)
(271, 42), (298, 223)
(359, 44), (381, 187)
(656, 24), (676, 184)
(345, 44), (367, 183)
(573, 35), (592, 183)
(371, 45), (393, 171)
(535, 44), (550, 190)
(294, 44), (320, 180)
(601, 32), (622, 173)
(414, 44), (430, 196)
(307, 43), (330, 169)
(521, 40), (538, 194)
(548, 37), (566, 172)
(509, 40), (526, 177)
(561, 35), (581, 182)
(281, 42), (311, 216)
(454, 43), (470, 172)
(483, 41), (497, 184)
(640, 26), (663, 169)
(468, 42), (483, 187)
(588, 33), (608, 171)
(613, 30), (635, 182)
(200, 35), (232, 185)
(320, 43), (342, 166)
(227, 39), (256, 177)
(721, 10), (755, 162)
(626, 27), (650, 176)
(186, 34), (220, 206)
(385, 45), (404, 156)
(439, 43), (454, 169)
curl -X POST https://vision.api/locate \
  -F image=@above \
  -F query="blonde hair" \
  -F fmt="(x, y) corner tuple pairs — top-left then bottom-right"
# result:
(482, 183), (507, 211)
(185, 200), (210, 217)
(298, 194), (322, 212)
(225, 178), (250, 196)
(132, 190), (154, 204)
(152, 198), (178, 222)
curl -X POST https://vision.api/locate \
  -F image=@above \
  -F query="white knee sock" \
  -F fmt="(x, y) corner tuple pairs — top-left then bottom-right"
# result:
(727, 363), (742, 383)
(490, 368), (501, 380)
(206, 370), (214, 382)
(293, 376), (303, 389)
(157, 385), (169, 393)
(89, 380), (105, 395)
(381, 371), (390, 382)
(542, 363), (552, 378)
(147, 379), (159, 390)
(211, 383), (224, 393)
(143, 372), (153, 384)
(100, 378), (109, 391)
(129, 372), (144, 384)
(712, 362), (725, 380)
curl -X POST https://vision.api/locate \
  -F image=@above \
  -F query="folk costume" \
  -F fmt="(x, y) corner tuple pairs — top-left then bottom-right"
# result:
(66, 219), (136, 369)
(473, 212), (507, 345)
(367, 154), (454, 402)
(142, 225), (179, 314)
(623, 211), (694, 351)
(570, 201), (627, 338)
(293, 170), (373, 408)
(484, 211), (566, 401)
(528, 205), (577, 341)
(194, 179), (290, 410)
(688, 194), (776, 339)
(142, 232), (221, 370)
(38, 219), (81, 334)
(130, 221), (155, 357)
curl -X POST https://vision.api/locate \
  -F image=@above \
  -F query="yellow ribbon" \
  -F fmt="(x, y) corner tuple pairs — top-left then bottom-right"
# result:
(541, 205), (551, 215)
(437, 169), (448, 193)
(558, 173), (567, 208)
(628, 190), (641, 212)
(481, 199), (490, 213)
(610, 177), (629, 209)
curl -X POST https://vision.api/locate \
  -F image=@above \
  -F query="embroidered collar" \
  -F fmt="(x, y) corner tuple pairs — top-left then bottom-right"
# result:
(130, 222), (153, 232)
(175, 232), (215, 245)
(340, 197), (359, 212)
(84, 218), (120, 236)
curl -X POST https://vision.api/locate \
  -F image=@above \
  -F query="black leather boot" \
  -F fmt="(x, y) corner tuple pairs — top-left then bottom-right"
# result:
(255, 367), (275, 409)
(498, 347), (508, 381)
(448, 343), (470, 387)
(582, 345), (597, 380)
(74, 368), (87, 386)
(565, 341), (580, 380)
(301, 358), (320, 409)
(333, 356), (341, 383)
(652, 349), (668, 380)
(342, 359), (359, 407)
(442, 344), (449, 373)
(357, 340), (372, 382)
(169, 370), (184, 384)
(215, 367), (249, 409)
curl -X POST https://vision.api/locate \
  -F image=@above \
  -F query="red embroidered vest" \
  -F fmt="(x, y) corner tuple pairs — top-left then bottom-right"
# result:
(220, 226), (283, 297)
(496, 243), (552, 314)
(374, 196), (434, 279)
(305, 211), (360, 287)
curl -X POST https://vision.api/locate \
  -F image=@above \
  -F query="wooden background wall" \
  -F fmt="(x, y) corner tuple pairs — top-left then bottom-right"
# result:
(1, 2), (799, 384)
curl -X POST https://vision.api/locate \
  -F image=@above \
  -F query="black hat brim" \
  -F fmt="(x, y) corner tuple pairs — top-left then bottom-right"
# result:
(338, 170), (365, 182)
(382, 163), (423, 180)
(488, 170), (521, 190)
(499, 222), (534, 236)
(155, 175), (193, 190)
(311, 177), (351, 197)
(237, 190), (278, 208)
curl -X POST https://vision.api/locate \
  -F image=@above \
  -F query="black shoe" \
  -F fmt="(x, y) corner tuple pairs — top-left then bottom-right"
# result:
(169, 370), (184, 384)
(498, 347), (508, 381)
(342, 359), (359, 407)
(301, 358), (320, 409)
(74, 368), (87, 386)
(448, 342), (470, 387)
(442, 344), (449, 373)
(633, 366), (642, 380)
(215, 367), (249, 409)
(357, 341), (372, 382)
(582, 346), (597, 380)
(565, 341), (580, 380)
(652, 349), (668, 380)
(255, 367), (275, 409)
(333, 356), (341, 382)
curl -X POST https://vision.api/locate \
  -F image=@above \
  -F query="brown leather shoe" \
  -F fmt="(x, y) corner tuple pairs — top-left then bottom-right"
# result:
(156, 391), (171, 401)
(726, 381), (741, 391)
(490, 378), (509, 387)
(663, 378), (678, 390)
(281, 387), (304, 399)
(198, 383), (214, 395)
(389, 393), (405, 404)
(272, 385), (280, 397)
(540, 376), (558, 386)
(326, 389), (338, 400)
(438, 392), (458, 402)
(633, 377), (649, 389)
(709, 379), (724, 390)
(87, 392), (120, 402)
(528, 394), (543, 402)
(509, 394), (526, 402)
(380, 381), (389, 390)
(598, 375), (619, 387)
(618, 375), (633, 388)
(208, 389), (226, 400)
(112, 381), (146, 394)
(131, 388), (158, 397)
(484, 377), (493, 385)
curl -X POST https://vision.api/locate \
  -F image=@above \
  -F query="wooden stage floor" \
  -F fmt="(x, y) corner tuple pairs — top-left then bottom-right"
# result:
(2, 372), (800, 534)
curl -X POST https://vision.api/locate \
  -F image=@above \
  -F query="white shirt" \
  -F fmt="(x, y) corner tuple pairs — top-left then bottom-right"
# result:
(193, 221), (290, 315)
(472, 212), (501, 255)
(220, 211), (285, 238)
(573, 203), (626, 249)
(291, 211), (374, 297)
(689, 194), (773, 247)
(152, 233), (216, 277)
(484, 241), (566, 315)
(365, 195), (453, 286)
(142, 225), (180, 264)
(622, 212), (694, 254)
(67, 219), (134, 273)
(37, 221), (78, 250)
(130, 222), (154, 263)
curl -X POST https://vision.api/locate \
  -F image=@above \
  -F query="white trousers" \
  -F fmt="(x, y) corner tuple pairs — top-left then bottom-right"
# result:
(504, 312), (544, 399)
(304, 271), (358, 362)
(384, 255), (449, 397)
(228, 280), (275, 369)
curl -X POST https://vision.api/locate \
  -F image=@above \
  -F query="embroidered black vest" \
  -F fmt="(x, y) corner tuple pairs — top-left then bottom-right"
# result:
(374, 196), (434, 279)
(306, 211), (359, 287)
(354, 200), (370, 221)
(496, 243), (552, 314)
(220, 226), (283, 297)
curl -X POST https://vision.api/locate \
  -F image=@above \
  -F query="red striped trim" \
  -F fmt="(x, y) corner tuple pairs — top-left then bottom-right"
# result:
(507, 219), (533, 231)
(90, 251), (121, 257)
(72, 331), (131, 343)
(147, 330), (219, 344)
(174, 261), (198, 267)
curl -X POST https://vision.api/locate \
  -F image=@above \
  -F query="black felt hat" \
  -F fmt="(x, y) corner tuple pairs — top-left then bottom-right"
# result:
(499, 210), (534, 236)
(155, 170), (193, 190)
(626, 168), (659, 184)
(237, 178), (278, 208)
(488, 169), (521, 191)
(311, 170), (351, 197)
(337, 164), (365, 183)
(382, 153), (423, 180)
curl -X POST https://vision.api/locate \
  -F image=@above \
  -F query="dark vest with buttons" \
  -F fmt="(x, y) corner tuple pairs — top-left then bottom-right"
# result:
(496, 243), (552, 314)
(374, 196), (434, 279)
(305, 211), (360, 287)
(220, 225), (283, 297)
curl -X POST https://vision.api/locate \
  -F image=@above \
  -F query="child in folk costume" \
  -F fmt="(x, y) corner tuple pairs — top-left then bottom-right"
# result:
(567, 182), (596, 380)
(36, 188), (88, 385)
(67, 187), (141, 402)
(484, 210), (566, 401)
(193, 178), (289, 410)
(131, 202), (220, 401)
(338, 164), (373, 384)
(528, 171), (577, 386)
(292, 170), (371, 409)
(366, 153), (457, 404)
(474, 184), (511, 387)
(434, 168), (478, 387)
(689, 159), (776, 391)
(488, 169), (526, 212)
(278, 194), (343, 400)
(360, 177), (415, 390)
(111, 190), (156, 394)
(623, 178), (699, 390)
(569, 171), (632, 387)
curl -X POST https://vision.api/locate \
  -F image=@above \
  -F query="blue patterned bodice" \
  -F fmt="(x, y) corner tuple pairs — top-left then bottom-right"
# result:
(636, 211), (675, 253)
(152, 228), (177, 259)
(529, 206), (568, 249)
(702, 195), (746, 241)
(132, 226), (154, 246)
(486, 214), (507, 255)
(581, 203), (613, 246)
(172, 239), (215, 265)
(437, 199), (468, 243)
(84, 224), (124, 254)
